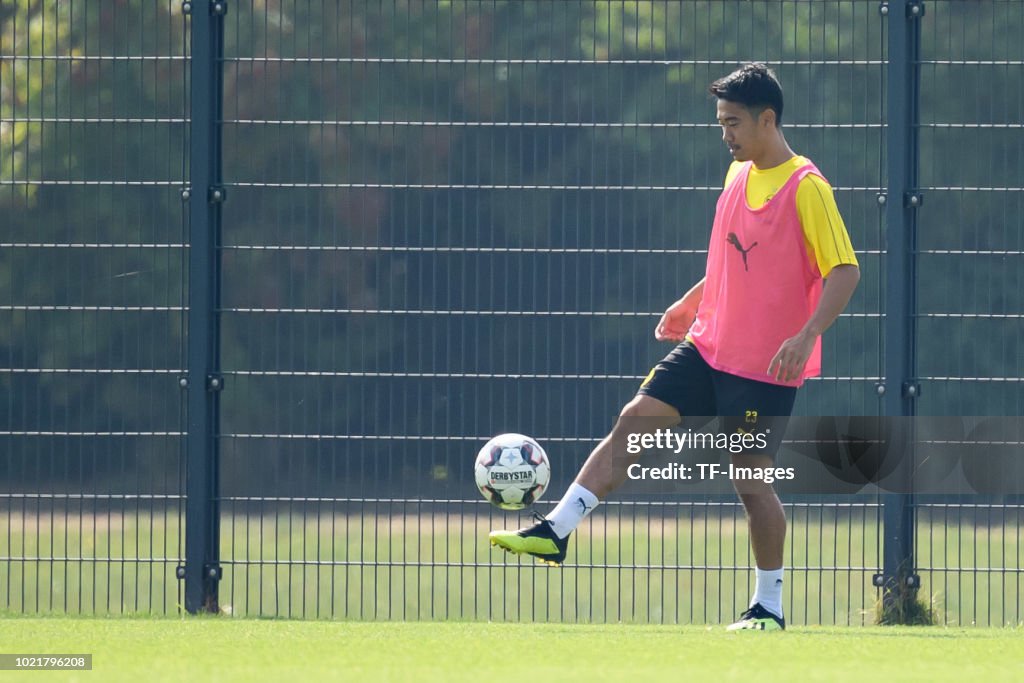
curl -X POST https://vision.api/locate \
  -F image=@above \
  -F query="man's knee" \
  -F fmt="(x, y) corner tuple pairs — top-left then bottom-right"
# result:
(728, 454), (778, 499)
(618, 394), (679, 422)
(608, 394), (679, 445)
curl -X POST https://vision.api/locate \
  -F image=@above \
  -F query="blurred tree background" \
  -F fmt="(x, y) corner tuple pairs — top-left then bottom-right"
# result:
(1, 1), (1020, 496)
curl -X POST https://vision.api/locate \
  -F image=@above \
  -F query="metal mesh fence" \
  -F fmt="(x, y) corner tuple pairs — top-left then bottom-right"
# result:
(1, 0), (188, 613)
(216, 0), (886, 624)
(913, 0), (1024, 626)
(1, 0), (1021, 625)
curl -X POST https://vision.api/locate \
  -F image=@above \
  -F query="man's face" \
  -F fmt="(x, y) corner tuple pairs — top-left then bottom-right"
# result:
(716, 99), (767, 162)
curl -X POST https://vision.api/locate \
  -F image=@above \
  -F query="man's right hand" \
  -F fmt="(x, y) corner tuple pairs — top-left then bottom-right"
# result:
(654, 299), (696, 342)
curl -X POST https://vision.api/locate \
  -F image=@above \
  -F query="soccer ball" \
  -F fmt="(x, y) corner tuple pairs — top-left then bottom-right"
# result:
(474, 433), (551, 510)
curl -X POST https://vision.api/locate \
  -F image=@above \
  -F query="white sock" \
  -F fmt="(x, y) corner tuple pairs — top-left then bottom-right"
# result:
(545, 483), (599, 539)
(750, 567), (784, 619)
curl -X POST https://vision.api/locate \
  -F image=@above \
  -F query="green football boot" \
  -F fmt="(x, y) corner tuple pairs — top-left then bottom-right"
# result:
(489, 512), (569, 566)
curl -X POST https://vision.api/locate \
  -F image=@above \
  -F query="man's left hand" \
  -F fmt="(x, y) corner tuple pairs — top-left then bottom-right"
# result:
(767, 332), (817, 383)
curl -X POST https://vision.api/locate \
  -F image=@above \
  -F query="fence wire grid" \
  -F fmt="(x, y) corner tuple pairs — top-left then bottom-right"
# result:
(1, 1), (1022, 626)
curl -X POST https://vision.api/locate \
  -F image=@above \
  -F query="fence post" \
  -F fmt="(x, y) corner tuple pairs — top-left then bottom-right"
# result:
(183, 0), (227, 614)
(879, 0), (923, 623)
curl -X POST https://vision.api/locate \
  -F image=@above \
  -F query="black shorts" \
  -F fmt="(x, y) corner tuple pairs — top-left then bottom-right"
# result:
(636, 341), (796, 457)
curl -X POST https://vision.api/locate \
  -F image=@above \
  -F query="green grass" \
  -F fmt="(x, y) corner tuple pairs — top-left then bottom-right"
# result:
(0, 618), (1020, 683)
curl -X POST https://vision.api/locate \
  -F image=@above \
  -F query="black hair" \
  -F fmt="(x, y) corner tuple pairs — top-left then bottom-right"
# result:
(708, 62), (784, 126)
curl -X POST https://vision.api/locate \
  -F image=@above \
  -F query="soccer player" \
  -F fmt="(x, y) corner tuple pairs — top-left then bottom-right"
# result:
(489, 63), (860, 631)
